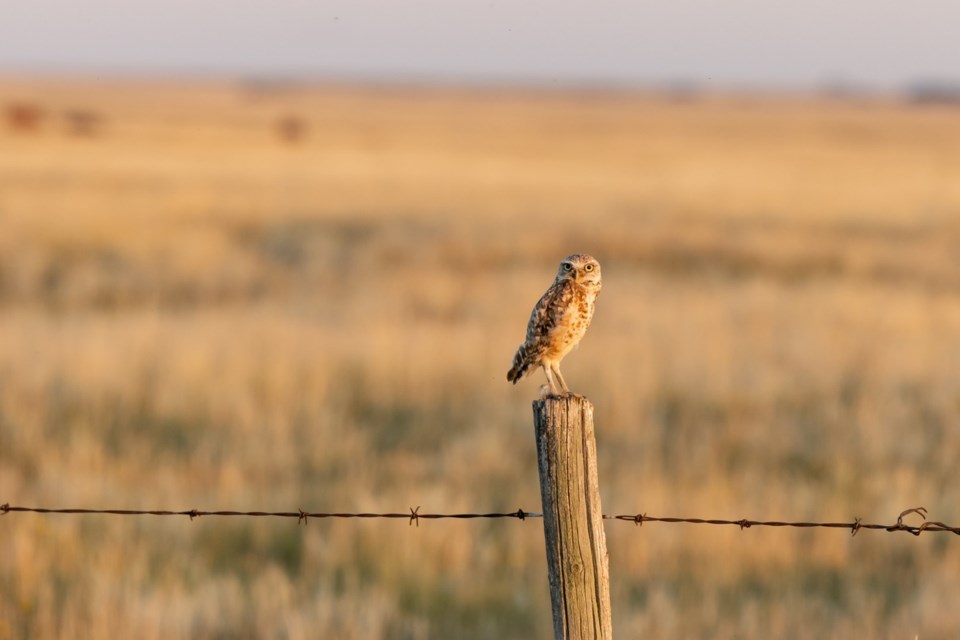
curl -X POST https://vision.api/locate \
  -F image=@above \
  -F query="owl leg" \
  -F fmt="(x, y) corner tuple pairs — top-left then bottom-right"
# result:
(551, 364), (570, 394)
(541, 364), (561, 396)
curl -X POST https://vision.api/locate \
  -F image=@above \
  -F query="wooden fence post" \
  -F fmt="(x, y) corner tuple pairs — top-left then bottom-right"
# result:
(533, 394), (613, 639)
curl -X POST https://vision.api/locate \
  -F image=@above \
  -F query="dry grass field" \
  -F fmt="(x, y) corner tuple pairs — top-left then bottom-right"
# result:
(2, 77), (960, 639)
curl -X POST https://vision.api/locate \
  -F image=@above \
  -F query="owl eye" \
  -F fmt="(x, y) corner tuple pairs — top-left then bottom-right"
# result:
(584, 264), (595, 272)
(562, 263), (572, 271)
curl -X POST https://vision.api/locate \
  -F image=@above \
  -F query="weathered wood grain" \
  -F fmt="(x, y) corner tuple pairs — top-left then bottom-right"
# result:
(533, 394), (612, 640)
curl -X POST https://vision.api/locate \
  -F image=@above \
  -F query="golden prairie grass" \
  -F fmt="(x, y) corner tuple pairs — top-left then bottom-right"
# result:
(1, 78), (960, 639)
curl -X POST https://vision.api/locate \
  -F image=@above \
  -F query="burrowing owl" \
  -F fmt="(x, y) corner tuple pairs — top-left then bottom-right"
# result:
(507, 253), (602, 396)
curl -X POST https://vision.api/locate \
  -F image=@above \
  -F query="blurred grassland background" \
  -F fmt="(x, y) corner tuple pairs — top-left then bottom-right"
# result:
(1, 78), (960, 639)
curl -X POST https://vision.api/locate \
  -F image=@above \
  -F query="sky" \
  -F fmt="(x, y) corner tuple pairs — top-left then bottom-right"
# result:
(2, 0), (959, 90)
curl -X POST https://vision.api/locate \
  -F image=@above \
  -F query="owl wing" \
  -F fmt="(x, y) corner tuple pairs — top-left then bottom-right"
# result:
(525, 277), (575, 344)
(507, 278), (575, 383)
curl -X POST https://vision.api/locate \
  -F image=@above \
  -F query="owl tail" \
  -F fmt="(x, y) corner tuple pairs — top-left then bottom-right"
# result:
(506, 345), (533, 384)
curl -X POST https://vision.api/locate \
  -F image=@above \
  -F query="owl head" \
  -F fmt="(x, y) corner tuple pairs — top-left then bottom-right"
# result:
(557, 253), (602, 289)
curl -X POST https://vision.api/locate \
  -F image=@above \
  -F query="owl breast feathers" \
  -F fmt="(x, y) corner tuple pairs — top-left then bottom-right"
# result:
(507, 253), (601, 396)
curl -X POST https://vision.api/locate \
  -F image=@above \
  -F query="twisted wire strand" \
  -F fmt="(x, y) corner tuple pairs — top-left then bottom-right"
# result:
(3, 503), (957, 535)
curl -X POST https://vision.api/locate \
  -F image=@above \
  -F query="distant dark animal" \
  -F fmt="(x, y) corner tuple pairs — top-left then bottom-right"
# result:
(63, 109), (102, 136)
(4, 102), (46, 133)
(276, 115), (307, 144)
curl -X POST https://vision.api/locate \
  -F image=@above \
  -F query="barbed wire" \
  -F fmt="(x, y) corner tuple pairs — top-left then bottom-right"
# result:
(606, 507), (960, 536)
(2, 503), (957, 535)
(0, 503), (539, 527)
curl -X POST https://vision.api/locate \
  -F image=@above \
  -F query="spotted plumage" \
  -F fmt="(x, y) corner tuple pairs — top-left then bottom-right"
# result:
(507, 253), (602, 396)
